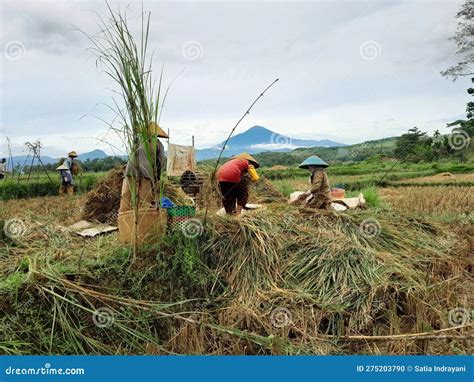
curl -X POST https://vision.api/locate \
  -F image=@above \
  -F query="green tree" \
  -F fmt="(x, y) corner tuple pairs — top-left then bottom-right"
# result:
(442, 0), (474, 80)
(447, 79), (474, 136)
(394, 127), (432, 162)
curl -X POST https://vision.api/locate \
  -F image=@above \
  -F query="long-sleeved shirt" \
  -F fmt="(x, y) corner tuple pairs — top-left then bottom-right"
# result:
(125, 140), (166, 180)
(60, 170), (72, 185)
(309, 169), (330, 195)
(62, 157), (75, 184)
(217, 158), (260, 183)
(64, 157), (73, 170)
(305, 169), (331, 209)
(0, 162), (6, 175)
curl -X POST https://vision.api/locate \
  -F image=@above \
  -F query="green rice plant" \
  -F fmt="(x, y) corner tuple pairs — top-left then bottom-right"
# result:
(271, 179), (295, 197)
(84, 5), (169, 255)
(0, 174), (102, 200)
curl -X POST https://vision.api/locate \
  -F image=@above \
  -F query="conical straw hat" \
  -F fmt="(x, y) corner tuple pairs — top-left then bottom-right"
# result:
(231, 152), (260, 168)
(147, 122), (169, 138)
(298, 155), (329, 169)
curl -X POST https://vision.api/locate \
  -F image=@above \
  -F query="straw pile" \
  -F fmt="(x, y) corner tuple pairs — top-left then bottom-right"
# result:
(1, 202), (471, 355)
(250, 178), (285, 203)
(195, 176), (284, 210)
(82, 167), (124, 223)
(82, 166), (192, 223)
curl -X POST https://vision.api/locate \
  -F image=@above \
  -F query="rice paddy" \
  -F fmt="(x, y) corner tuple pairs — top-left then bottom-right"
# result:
(1, 5), (472, 359)
(1, 168), (472, 355)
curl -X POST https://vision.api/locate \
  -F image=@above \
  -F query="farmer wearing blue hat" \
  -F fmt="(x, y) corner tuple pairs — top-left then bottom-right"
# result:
(295, 155), (331, 210)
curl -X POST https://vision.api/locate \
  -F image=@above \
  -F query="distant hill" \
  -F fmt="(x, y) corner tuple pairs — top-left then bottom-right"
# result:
(78, 149), (108, 161)
(7, 133), (394, 170)
(9, 149), (109, 169)
(200, 136), (398, 167)
(196, 126), (346, 160)
(252, 136), (398, 166)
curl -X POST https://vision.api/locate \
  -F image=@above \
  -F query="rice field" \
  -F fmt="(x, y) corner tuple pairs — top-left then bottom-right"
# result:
(393, 172), (474, 185)
(1, 170), (473, 356)
(380, 186), (474, 221)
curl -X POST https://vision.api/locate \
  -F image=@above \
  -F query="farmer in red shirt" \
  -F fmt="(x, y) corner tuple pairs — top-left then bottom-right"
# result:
(216, 153), (260, 215)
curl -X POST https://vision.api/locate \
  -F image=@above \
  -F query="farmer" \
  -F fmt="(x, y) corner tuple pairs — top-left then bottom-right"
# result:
(216, 152), (260, 215)
(294, 155), (331, 210)
(0, 158), (6, 179)
(119, 122), (168, 213)
(56, 163), (74, 196)
(64, 151), (78, 171)
(64, 151), (82, 183)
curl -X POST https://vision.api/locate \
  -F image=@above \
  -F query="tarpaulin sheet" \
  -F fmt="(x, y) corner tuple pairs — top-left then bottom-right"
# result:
(166, 144), (195, 176)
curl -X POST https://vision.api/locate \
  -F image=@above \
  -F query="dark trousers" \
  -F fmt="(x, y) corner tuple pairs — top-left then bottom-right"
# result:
(219, 179), (249, 214)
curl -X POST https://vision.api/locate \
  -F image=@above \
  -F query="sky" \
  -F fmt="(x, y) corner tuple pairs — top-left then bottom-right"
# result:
(0, 0), (470, 157)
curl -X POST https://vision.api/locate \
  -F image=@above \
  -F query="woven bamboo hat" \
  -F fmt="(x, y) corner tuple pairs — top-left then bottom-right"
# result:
(147, 122), (169, 138)
(68, 151), (78, 158)
(232, 152), (260, 168)
(298, 155), (329, 169)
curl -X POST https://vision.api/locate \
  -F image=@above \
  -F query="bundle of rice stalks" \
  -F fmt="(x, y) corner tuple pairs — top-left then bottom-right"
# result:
(250, 178), (285, 203)
(2, 193), (471, 355)
(204, 212), (284, 299)
(195, 174), (222, 210)
(82, 166), (192, 224)
(202, 206), (465, 344)
(82, 167), (124, 223)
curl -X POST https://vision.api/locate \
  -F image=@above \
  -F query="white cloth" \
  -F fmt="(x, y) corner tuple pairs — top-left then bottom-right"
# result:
(166, 144), (195, 176)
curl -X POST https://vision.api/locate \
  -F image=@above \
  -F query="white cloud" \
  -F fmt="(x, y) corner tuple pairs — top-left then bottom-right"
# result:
(0, 0), (469, 156)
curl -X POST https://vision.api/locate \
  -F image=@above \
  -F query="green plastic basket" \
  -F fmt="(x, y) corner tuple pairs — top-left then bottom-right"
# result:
(167, 206), (196, 218)
(167, 206), (196, 231)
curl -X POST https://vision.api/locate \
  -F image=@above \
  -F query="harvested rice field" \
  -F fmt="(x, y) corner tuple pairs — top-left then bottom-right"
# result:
(1, 173), (472, 356)
(380, 186), (474, 220)
(393, 172), (474, 185)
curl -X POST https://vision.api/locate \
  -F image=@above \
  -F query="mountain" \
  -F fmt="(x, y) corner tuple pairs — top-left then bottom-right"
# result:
(251, 136), (398, 166)
(7, 128), (345, 168)
(78, 149), (108, 161)
(9, 149), (109, 169)
(7, 155), (58, 170)
(196, 126), (345, 160)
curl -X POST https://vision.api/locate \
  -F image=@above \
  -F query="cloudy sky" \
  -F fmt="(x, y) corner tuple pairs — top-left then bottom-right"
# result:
(0, 0), (469, 157)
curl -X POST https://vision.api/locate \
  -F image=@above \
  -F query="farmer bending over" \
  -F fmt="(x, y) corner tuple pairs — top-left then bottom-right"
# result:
(294, 155), (331, 210)
(216, 153), (260, 215)
(119, 122), (168, 213)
